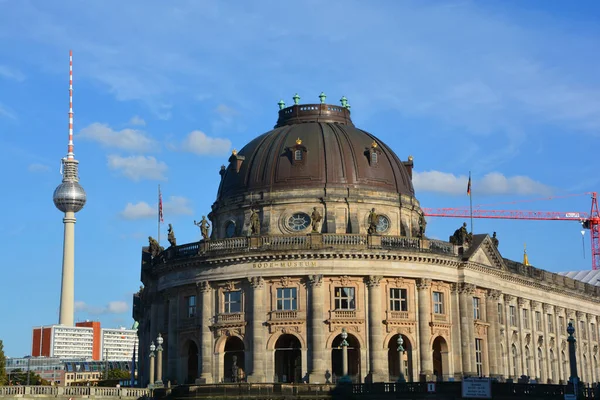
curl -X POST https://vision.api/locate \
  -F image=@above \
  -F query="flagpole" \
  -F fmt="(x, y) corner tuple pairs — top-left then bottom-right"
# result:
(469, 171), (474, 235)
(158, 184), (161, 245)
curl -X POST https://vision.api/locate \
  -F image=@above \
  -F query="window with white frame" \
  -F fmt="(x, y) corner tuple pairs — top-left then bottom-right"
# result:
(294, 149), (302, 161)
(559, 316), (565, 334)
(592, 323), (597, 341)
(473, 297), (481, 320)
(390, 288), (408, 312)
(522, 309), (529, 329)
(498, 303), (504, 324)
(334, 287), (355, 310)
(580, 321), (587, 340)
(475, 339), (484, 377)
(548, 314), (554, 333)
(276, 288), (297, 311)
(224, 290), (242, 313)
(535, 311), (542, 331)
(509, 306), (517, 326)
(186, 295), (196, 318)
(433, 291), (444, 314)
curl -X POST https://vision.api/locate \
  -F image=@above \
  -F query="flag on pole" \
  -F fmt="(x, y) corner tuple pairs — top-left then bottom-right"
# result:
(159, 186), (164, 223)
(467, 173), (472, 196)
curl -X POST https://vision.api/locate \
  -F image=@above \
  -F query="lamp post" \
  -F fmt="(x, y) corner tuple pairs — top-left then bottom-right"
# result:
(156, 333), (164, 386)
(338, 328), (352, 384)
(149, 341), (156, 386)
(567, 322), (580, 398)
(397, 335), (406, 383)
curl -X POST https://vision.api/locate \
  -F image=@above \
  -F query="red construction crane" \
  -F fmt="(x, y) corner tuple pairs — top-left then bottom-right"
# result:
(422, 192), (600, 270)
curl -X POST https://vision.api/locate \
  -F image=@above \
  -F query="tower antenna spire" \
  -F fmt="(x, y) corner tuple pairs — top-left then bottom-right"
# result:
(67, 49), (74, 160)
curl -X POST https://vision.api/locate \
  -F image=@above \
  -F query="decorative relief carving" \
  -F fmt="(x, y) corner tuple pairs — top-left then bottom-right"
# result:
(308, 274), (323, 287)
(224, 281), (236, 291)
(530, 300), (540, 309)
(537, 335), (544, 348)
(504, 294), (514, 304)
(555, 306), (564, 314)
(394, 277), (405, 286)
(474, 324), (488, 336)
(511, 331), (519, 343)
(460, 282), (476, 295)
(525, 333), (531, 346)
(199, 281), (211, 293)
(248, 276), (265, 289)
(280, 326), (301, 334)
(280, 276), (292, 287)
(450, 283), (459, 293)
(366, 275), (382, 287)
(576, 311), (584, 319)
(340, 276), (351, 287)
(487, 289), (502, 300)
(561, 340), (567, 351)
(543, 304), (552, 313)
(593, 344), (598, 355)
(549, 337), (555, 349)
(517, 298), (527, 307)
(416, 278), (432, 290)
(586, 313), (594, 321)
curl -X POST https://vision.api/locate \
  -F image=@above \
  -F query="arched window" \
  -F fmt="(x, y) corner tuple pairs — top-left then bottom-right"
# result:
(549, 349), (555, 383)
(294, 149), (302, 161)
(370, 152), (377, 164)
(524, 346), (531, 377)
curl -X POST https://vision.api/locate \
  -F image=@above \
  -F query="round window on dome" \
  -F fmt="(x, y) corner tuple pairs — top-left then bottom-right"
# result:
(225, 221), (236, 238)
(287, 213), (311, 232)
(377, 215), (390, 233)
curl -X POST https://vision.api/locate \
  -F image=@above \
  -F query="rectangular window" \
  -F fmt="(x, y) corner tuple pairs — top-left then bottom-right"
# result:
(224, 290), (242, 313)
(498, 303), (504, 324)
(580, 321), (587, 340)
(535, 311), (542, 331)
(186, 295), (196, 318)
(592, 323), (597, 341)
(334, 287), (355, 310)
(475, 339), (484, 377)
(559, 316), (565, 335)
(522, 309), (529, 329)
(509, 306), (517, 326)
(390, 288), (408, 311)
(276, 288), (297, 311)
(473, 297), (481, 320)
(433, 292), (444, 314)
(548, 314), (554, 333)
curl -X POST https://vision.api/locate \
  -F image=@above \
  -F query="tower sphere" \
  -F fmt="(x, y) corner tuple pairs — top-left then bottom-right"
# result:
(53, 181), (87, 213)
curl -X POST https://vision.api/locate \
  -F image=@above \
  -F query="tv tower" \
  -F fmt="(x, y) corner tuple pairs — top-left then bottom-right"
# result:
(53, 50), (87, 326)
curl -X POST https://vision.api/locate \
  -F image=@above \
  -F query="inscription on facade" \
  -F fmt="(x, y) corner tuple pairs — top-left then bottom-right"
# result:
(253, 261), (317, 269)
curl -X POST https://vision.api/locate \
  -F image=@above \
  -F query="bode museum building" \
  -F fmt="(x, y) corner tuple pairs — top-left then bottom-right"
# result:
(134, 94), (600, 386)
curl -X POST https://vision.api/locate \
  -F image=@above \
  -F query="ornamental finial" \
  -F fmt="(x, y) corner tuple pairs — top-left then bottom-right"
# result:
(278, 99), (285, 110)
(340, 96), (348, 107)
(293, 93), (300, 105)
(371, 141), (378, 148)
(319, 92), (326, 104)
(296, 138), (302, 145)
(232, 149), (237, 156)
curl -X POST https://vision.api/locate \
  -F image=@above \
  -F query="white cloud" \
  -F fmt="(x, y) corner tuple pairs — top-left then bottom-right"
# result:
(120, 195), (193, 220)
(181, 130), (231, 156)
(107, 155), (167, 181)
(74, 300), (129, 315)
(28, 163), (49, 172)
(413, 170), (553, 196)
(0, 65), (25, 82)
(129, 115), (146, 126)
(79, 122), (157, 152)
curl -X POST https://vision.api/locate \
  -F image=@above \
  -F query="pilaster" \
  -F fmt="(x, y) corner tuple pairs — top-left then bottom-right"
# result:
(486, 289), (501, 378)
(198, 281), (213, 383)
(416, 278), (433, 381)
(307, 274), (326, 383)
(366, 276), (386, 382)
(247, 276), (266, 382)
(458, 283), (476, 376)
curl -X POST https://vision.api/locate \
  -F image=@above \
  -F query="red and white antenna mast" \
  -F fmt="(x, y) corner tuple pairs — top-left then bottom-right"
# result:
(67, 49), (75, 160)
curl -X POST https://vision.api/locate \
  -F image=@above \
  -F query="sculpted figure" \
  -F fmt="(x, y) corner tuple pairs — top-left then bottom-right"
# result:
(367, 208), (379, 234)
(450, 222), (470, 245)
(491, 231), (499, 248)
(250, 209), (260, 235)
(418, 214), (427, 239)
(311, 207), (322, 233)
(148, 236), (163, 257)
(167, 223), (177, 247)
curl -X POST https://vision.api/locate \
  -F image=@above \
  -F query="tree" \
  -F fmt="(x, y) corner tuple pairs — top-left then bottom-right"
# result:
(5, 369), (49, 386)
(107, 369), (132, 381)
(0, 340), (6, 386)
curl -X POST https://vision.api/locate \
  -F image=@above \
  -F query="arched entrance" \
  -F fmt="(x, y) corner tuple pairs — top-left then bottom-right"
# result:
(331, 332), (360, 383)
(387, 334), (413, 382)
(274, 334), (302, 383)
(186, 341), (199, 384)
(432, 336), (449, 381)
(224, 336), (245, 382)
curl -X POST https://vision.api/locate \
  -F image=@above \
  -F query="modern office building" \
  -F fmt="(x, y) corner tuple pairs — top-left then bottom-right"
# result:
(101, 327), (139, 362)
(134, 95), (600, 386)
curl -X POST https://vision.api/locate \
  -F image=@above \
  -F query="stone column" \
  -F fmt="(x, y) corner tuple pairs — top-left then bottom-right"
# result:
(247, 276), (266, 382)
(503, 295), (515, 378)
(416, 278), (433, 381)
(308, 274), (326, 383)
(149, 349), (155, 385)
(526, 299), (536, 380)
(366, 276), (386, 382)
(450, 284), (463, 380)
(486, 289), (501, 378)
(575, 311), (584, 380)
(199, 281), (213, 383)
(554, 307), (564, 383)
(587, 314), (597, 382)
(542, 304), (552, 383)
(459, 283), (476, 376)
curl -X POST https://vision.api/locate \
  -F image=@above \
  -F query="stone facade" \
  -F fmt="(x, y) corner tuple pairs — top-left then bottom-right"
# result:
(133, 99), (600, 386)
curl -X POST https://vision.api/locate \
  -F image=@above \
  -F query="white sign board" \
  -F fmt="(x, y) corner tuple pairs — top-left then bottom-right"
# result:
(461, 378), (492, 399)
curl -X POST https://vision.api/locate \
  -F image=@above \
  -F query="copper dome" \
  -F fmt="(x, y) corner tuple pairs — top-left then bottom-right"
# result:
(217, 100), (415, 200)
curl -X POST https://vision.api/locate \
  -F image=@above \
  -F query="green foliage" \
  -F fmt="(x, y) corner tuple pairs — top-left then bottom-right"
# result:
(107, 369), (132, 381)
(0, 340), (6, 385)
(6, 369), (49, 386)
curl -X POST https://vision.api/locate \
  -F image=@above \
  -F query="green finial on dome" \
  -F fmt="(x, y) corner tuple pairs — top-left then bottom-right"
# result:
(319, 92), (326, 104)
(278, 99), (286, 110)
(293, 93), (300, 105)
(340, 96), (348, 108)
(346, 103), (351, 110)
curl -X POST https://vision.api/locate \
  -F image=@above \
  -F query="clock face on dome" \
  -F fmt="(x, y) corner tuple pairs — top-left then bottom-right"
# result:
(377, 215), (390, 233)
(287, 213), (311, 231)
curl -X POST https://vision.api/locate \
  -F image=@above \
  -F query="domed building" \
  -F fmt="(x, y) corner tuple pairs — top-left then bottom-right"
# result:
(134, 95), (600, 386)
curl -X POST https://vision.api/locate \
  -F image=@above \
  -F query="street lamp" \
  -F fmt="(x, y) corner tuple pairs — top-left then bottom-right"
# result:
(149, 341), (156, 386)
(566, 322), (580, 397)
(397, 336), (406, 383)
(338, 328), (352, 384)
(155, 333), (164, 386)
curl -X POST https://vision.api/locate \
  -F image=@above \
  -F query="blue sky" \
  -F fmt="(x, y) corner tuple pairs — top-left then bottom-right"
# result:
(1, 0), (599, 357)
